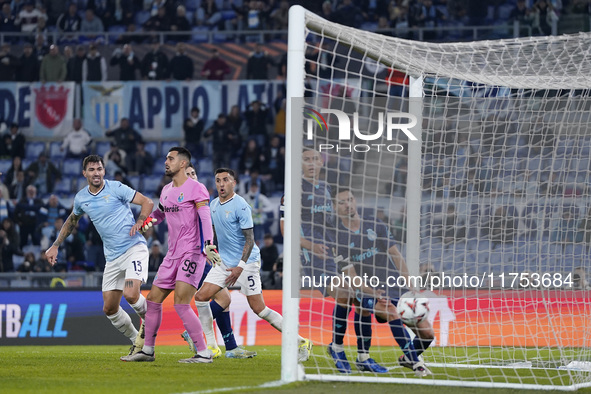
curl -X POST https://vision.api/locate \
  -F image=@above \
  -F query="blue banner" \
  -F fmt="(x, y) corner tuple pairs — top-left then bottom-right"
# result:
(83, 80), (285, 139)
(0, 290), (135, 345)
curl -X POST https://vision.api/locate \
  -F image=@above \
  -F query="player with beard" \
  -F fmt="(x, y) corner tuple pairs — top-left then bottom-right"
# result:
(46, 155), (153, 358)
(122, 147), (218, 363)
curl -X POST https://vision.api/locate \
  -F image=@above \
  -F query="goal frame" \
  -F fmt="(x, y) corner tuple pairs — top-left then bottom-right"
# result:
(282, 5), (591, 391)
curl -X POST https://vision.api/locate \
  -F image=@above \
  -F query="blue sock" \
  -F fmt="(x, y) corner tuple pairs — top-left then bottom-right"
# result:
(333, 304), (349, 345)
(217, 311), (237, 351)
(209, 300), (224, 320)
(209, 301), (237, 351)
(354, 312), (372, 355)
(389, 319), (418, 363)
(413, 337), (433, 357)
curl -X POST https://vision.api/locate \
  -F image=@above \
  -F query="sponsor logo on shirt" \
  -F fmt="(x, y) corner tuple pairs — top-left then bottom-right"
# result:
(350, 247), (379, 262)
(163, 205), (180, 213)
(310, 204), (331, 214)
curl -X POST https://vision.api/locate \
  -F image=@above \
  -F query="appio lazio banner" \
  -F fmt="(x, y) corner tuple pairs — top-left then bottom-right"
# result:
(0, 82), (75, 137)
(82, 80), (284, 139)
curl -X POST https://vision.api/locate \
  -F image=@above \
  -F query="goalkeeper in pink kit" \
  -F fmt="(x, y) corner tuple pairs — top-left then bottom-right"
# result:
(122, 147), (220, 363)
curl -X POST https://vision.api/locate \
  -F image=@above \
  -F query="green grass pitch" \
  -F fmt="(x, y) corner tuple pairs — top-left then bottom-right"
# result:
(1, 345), (590, 394)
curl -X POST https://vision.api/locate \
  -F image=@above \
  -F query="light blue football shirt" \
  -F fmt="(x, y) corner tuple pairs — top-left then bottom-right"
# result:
(73, 179), (146, 261)
(210, 193), (260, 267)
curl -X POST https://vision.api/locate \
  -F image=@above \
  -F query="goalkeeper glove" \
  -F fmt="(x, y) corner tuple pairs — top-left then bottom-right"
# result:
(205, 241), (222, 266)
(140, 217), (157, 233)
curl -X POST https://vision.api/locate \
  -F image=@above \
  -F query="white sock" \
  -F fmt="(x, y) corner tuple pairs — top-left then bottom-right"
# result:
(257, 307), (306, 343)
(258, 307), (284, 332)
(107, 308), (137, 343)
(142, 345), (154, 355)
(358, 353), (370, 362)
(332, 343), (345, 353)
(195, 301), (217, 348)
(130, 294), (147, 319)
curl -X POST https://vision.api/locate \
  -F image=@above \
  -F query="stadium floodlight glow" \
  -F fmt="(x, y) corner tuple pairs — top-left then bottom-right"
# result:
(284, 4), (591, 391)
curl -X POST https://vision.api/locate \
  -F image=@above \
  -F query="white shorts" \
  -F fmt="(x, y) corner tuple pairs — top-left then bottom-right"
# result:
(204, 260), (262, 296)
(102, 243), (149, 292)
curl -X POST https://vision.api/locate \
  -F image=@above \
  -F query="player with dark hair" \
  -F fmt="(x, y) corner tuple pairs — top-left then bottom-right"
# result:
(122, 147), (217, 363)
(333, 188), (433, 377)
(188, 168), (312, 361)
(185, 162), (198, 181)
(180, 162), (248, 359)
(46, 154), (153, 357)
(281, 147), (354, 372)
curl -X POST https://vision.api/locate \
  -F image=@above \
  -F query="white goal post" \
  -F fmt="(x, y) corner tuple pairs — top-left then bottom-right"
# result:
(284, 4), (591, 391)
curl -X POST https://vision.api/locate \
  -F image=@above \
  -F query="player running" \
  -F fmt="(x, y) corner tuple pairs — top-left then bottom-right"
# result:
(46, 155), (152, 357)
(121, 147), (215, 363)
(333, 189), (433, 377)
(190, 168), (312, 361)
(180, 162), (253, 359)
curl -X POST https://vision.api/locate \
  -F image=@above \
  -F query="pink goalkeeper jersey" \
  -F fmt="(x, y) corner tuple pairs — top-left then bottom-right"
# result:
(156, 178), (212, 259)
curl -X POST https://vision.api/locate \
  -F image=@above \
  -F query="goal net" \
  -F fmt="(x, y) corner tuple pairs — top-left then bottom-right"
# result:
(282, 5), (591, 391)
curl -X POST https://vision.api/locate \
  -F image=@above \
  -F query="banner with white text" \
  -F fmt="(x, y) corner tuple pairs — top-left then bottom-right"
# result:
(82, 80), (285, 139)
(0, 82), (75, 137)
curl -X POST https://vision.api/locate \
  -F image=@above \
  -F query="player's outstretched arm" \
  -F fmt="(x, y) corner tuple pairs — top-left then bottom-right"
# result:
(147, 203), (166, 227)
(46, 212), (83, 266)
(139, 207), (164, 233)
(130, 192), (155, 236)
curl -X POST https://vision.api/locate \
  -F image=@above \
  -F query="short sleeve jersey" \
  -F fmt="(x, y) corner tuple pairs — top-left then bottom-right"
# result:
(158, 178), (211, 260)
(301, 179), (334, 238)
(210, 193), (260, 267)
(73, 180), (146, 261)
(336, 215), (399, 282)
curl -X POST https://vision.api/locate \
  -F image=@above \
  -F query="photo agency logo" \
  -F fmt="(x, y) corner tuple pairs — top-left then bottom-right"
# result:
(304, 106), (418, 153)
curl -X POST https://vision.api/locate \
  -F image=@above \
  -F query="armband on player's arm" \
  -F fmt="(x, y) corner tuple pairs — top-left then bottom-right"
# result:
(196, 200), (214, 243)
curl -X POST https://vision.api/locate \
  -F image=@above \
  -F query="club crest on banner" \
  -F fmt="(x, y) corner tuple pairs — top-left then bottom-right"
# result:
(34, 85), (70, 129)
(88, 85), (124, 130)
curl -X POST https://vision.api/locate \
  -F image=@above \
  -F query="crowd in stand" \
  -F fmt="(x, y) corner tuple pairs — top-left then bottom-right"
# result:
(1, 0), (590, 281)
(0, 0), (587, 82)
(1, 0), (588, 45)
(0, 0), (587, 48)
(0, 38), (278, 82)
(0, 95), (286, 276)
